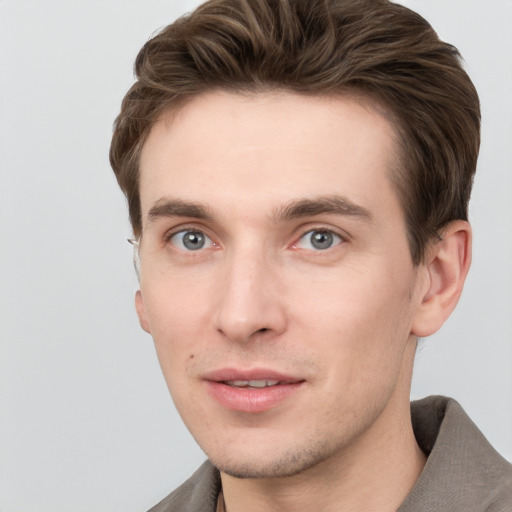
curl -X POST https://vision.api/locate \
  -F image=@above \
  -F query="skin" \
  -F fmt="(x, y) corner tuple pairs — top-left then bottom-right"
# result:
(135, 91), (471, 512)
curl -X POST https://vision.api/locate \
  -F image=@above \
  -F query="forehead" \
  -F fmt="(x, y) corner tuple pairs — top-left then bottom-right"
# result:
(138, 91), (401, 225)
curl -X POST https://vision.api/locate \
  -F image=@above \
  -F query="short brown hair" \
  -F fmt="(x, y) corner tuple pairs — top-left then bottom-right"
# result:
(110, 0), (480, 264)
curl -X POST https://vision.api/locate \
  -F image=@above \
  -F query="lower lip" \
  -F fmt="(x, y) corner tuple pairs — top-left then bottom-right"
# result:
(205, 381), (304, 413)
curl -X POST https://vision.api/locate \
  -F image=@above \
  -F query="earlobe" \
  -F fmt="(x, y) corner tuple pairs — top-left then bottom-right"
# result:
(135, 290), (151, 334)
(411, 221), (472, 338)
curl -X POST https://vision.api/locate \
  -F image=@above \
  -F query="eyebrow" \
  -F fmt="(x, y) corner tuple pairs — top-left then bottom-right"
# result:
(145, 194), (372, 227)
(274, 195), (373, 223)
(147, 198), (214, 225)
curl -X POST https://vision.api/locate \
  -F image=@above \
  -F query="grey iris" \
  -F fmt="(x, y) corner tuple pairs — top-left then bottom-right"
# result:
(311, 231), (334, 250)
(183, 231), (205, 250)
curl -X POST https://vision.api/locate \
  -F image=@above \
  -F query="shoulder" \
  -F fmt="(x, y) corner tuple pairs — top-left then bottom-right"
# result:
(400, 396), (512, 511)
(147, 460), (221, 512)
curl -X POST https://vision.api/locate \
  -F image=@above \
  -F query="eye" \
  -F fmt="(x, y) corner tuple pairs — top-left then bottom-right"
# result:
(169, 230), (215, 251)
(295, 230), (343, 251)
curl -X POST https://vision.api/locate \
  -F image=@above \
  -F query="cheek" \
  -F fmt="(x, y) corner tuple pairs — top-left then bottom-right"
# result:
(141, 279), (212, 375)
(291, 264), (415, 369)
(142, 265), (214, 331)
(292, 262), (408, 327)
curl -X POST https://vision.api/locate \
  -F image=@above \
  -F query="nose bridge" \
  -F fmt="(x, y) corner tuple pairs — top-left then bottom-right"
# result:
(215, 243), (285, 342)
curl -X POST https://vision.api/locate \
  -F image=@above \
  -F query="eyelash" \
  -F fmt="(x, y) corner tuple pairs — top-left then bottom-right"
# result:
(164, 225), (216, 252)
(163, 225), (346, 254)
(292, 229), (344, 251)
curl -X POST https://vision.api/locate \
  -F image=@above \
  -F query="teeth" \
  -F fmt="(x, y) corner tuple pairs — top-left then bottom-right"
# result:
(226, 379), (280, 388)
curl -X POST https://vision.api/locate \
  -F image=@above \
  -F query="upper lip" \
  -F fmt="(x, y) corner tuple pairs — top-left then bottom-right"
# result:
(203, 368), (303, 384)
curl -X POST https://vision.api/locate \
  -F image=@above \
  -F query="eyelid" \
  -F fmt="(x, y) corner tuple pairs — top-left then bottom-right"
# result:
(291, 222), (349, 245)
(293, 228), (344, 251)
(163, 224), (220, 252)
(163, 222), (213, 241)
(160, 222), (348, 252)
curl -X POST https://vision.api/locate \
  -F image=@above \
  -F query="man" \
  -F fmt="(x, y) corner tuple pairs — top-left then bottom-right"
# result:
(109, 0), (512, 510)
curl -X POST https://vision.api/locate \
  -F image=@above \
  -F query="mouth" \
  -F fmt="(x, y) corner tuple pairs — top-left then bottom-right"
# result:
(203, 369), (305, 413)
(224, 379), (286, 388)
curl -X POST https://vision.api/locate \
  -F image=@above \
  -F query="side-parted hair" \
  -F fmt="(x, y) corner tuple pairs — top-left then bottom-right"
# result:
(109, 0), (480, 264)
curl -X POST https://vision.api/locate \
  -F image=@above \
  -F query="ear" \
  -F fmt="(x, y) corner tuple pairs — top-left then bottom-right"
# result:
(135, 290), (151, 334)
(411, 220), (472, 337)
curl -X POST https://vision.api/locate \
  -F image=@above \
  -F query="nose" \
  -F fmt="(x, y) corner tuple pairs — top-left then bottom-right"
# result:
(214, 250), (287, 343)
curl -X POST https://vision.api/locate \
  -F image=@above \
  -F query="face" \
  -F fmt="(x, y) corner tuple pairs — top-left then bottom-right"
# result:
(136, 91), (428, 479)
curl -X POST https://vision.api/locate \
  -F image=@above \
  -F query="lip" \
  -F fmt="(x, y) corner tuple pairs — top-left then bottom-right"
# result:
(203, 367), (305, 413)
(203, 367), (302, 383)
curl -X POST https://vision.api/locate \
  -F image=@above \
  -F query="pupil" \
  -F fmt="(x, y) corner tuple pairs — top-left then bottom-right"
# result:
(311, 231), (333, 250)
(183, 232), (205, 250)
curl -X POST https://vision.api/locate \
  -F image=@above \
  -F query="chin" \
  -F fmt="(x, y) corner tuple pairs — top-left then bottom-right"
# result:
(209, 441), (334, 479)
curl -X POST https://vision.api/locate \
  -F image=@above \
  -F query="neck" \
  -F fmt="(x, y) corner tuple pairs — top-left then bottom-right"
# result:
(220, 343), (425, 512)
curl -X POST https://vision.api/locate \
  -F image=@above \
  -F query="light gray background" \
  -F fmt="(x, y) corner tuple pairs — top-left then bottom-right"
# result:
(0, 1), (511, 511)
